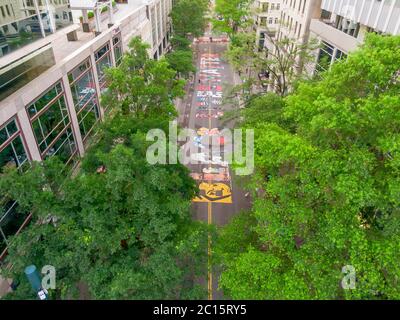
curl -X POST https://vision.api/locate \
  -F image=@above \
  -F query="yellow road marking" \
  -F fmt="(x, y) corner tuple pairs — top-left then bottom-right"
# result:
(193, 182), (233, 203)
(208, 202), (212, 300)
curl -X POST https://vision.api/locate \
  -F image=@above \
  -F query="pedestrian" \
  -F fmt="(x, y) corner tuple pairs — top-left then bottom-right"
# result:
(198, 79), (201, 84)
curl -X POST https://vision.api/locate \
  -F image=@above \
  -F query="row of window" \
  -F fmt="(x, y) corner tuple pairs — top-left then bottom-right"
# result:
(260, 17), (279, 26)
(284, 0), (307, 14)
(0, 33), (123, 260)
(0, 118), (30, 257)
(280, 11), (303, 38)
(261, 2), (281, 12)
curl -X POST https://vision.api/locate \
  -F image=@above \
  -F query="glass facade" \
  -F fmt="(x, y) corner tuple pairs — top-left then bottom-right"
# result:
(113, 34), (123, 66)
(26, 82), (78, 166)
(95, 43), (112, 90)
(316, 41), (347, 74)
(69, 59), (101, 142)
(0, 44), (56, 102)
(0, 118), (30, 257)
(0, 0), (72, 57)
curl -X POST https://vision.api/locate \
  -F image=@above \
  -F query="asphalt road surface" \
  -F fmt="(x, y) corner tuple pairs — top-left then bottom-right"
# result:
(178, 28), (252, 300)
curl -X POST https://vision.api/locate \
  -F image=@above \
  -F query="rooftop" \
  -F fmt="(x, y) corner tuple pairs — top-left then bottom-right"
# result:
(0, 1), (146, 69)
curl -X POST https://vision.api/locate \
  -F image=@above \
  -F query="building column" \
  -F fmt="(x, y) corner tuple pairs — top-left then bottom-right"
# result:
(331, 47), (338, 67)
(44, 0), (57, 34)
(108, 0), (114, 25)
(17, 110), (42, 162)
(82, 9), (89, 23)
(89, 54), (105, 120)
(109, 39), (116, 67)
(61, 75), (85, 157)
(94, 8), (102, 34)
(33, 0), (46, 38)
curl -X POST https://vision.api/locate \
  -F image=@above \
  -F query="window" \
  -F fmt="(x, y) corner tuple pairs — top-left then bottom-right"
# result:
(316, 41), (334, 73)
(113, 34), (123, 66)
(68, 59), (100, 141)
(26, 83), (63, 118)
(26, 82), (77, 165)
(0, 118), (30, 256)
(269, 18), (273, 24)
(95, 44), (112, 88)
(69, 60), (96, 110)
(76, 98), (100, 142)
(0, 119), (28, 172)
(43, 127), (77, 166)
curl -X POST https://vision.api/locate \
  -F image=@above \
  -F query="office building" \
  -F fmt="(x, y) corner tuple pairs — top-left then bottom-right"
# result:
(0, 0), (173, 267)
(310, 0), (400, 74)
(253, 0), (283, 50)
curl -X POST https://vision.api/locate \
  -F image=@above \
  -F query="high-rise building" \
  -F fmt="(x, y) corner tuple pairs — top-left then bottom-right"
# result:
(310, 0), (400, 74)
(253, 1), (283, 50)
(260, 0), (400, 88)
(275, 0), (322, 47)
(0, 0), (173, 269)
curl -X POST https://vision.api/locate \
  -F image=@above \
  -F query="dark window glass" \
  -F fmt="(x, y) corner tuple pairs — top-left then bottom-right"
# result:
(27, 83), (63, 118)
(70, 70), (96, 110)
(77, 98), (100, 140)
(68, 59), (91, 84)
(96, 52), (112, 87)
(0, 136), (28, 173)
(0, 119), (18, 146)
(0, 201), (30, 252)
(43, 126), (76, 165)
(95, 44), (110, 61)
(31, 96), (70, 153)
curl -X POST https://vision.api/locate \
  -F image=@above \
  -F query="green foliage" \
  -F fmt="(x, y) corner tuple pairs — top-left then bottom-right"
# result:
(102, 37), (185, 118)
(0, 36), (208, 300)
(218, 34), (400, 299)
(170, 35), (192, 51)
(213, 0), (253, 36)
(165, 49), (196, 78)
(170, 0), (209, 38)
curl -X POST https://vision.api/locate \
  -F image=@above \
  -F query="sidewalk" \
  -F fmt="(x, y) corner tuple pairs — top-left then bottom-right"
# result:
(0, 275), (11, 298)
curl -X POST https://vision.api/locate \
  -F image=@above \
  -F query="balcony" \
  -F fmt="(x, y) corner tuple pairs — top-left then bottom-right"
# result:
(310, 19), (361, 53)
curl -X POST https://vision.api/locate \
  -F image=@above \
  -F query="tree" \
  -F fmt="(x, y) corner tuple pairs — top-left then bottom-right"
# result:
(170, 0), (208, 38)
(259, 35), (319, 96)
(214, 0), (253, 37)
(217, 34), (400, 299)
(226, 30), (319, 101)
(0, 113), (209, 300)
(166, 49), (196, 78)
(102, 37), (185, 117)
(0, 35), (209, 299)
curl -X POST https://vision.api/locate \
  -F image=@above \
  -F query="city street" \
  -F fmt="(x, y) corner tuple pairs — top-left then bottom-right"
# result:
(178, 27), (252, 299)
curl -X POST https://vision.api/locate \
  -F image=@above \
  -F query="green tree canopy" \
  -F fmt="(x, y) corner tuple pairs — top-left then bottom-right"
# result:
(102, 37), (185, 117)
(213, 0), (252, 36)
(170, 0), (208, 38)
(166, 49), (196, 78)
(0, 113), (208, 300)
(217, 34), (400, 299)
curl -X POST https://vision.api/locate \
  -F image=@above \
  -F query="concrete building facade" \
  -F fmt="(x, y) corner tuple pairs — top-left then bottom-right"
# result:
(0, 0), (173, 268)
(310, 0), (400, 74)
(253, 0), (283, 50)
